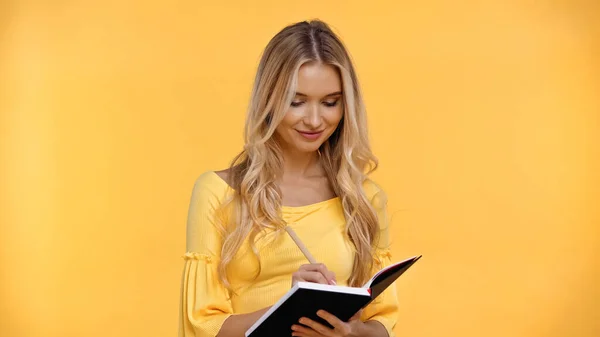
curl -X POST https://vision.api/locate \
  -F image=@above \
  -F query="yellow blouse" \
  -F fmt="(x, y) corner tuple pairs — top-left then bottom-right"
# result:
(178, 171), (399, 337)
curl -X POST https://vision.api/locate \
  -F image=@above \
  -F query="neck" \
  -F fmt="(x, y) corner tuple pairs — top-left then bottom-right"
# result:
(280, 148), (322, 179)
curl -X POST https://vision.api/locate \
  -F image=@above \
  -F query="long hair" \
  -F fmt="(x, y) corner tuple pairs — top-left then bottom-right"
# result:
(216, 19), (383, 289)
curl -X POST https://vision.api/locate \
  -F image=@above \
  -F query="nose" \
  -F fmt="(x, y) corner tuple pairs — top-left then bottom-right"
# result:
(303, 103), (323, 129)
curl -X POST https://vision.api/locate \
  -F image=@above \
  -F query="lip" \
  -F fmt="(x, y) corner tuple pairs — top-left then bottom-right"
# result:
(296, 130), (324, 140)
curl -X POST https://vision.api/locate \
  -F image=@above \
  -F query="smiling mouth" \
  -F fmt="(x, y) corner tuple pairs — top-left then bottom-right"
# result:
(297, 130), (324, 134)
(296, 130), (324, 140)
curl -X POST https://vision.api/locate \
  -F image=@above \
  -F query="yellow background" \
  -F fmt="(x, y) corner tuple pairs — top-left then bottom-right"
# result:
(1, 1), (599, 336)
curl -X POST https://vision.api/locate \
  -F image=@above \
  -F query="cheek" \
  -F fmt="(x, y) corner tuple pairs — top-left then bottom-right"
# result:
(275, 111), (300, 136)
(281, 111), (298, 126)
(281, 107), (311, 128)
(325, 107), (344, 127)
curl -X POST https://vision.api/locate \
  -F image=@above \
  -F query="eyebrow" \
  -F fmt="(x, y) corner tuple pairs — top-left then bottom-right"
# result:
(295, 91), (342, 98)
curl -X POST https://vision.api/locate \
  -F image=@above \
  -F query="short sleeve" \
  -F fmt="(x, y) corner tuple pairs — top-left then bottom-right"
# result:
(178, 172), (233, 337)
(360, 180), (400, 337)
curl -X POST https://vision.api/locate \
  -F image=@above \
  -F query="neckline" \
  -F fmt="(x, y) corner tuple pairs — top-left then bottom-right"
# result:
(209, 170), (340, 210)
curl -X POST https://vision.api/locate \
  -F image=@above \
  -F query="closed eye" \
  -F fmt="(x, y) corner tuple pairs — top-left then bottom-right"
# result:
(290, 100), (339, 108)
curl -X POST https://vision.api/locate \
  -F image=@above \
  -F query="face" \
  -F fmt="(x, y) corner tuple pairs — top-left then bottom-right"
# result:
(274, 62), (344, 154)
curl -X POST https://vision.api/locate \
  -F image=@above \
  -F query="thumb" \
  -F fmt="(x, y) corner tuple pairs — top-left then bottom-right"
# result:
(349, 309), (363, 321)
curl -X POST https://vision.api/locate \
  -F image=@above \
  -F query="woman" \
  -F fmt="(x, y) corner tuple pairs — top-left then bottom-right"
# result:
(179, 20), (399, 337)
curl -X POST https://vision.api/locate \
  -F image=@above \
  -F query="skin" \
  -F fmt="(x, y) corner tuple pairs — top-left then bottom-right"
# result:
(275, 61), (343, 208)
(216, 62), (388, 337)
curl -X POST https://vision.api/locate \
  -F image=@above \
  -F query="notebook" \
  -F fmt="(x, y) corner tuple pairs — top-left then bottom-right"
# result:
(245, 255), (422, 337)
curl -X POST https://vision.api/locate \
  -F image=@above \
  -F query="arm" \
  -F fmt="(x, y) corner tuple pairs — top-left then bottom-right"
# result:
(219, 261), (338, 337)
(216, 307), (271, 337)
(180, 172), (341, 337)
(178, 172), (236, 337)
(359, 321), (390, 337)
(359, 181), (399, 337)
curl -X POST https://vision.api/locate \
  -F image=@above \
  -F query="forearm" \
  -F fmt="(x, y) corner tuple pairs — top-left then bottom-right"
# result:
(216, 307), (271, 337)
(358, 320), (389, 337)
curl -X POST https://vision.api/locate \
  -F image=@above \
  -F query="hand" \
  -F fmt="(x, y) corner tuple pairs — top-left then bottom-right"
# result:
(291, 309), (364, 337)
(291, 263), (337, 287)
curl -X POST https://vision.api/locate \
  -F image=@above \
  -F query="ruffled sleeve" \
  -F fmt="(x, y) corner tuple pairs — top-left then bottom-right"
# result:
(360, 181), (400, 337)
(178, 173), (233, 337)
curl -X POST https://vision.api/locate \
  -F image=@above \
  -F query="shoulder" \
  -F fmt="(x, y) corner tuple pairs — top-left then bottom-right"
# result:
(186, 171), (232, 253)
(213, 168), (233, 188)
(362, 177), (391, 238)
(190, 170), (232, 204)
(362, 177), (388, 210)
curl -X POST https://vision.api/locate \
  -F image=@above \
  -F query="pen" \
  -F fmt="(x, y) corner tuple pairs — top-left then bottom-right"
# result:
(284, 226), (317, 264)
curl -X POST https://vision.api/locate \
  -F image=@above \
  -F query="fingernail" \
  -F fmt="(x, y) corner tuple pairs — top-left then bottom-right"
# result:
(330, 280), (337, 285)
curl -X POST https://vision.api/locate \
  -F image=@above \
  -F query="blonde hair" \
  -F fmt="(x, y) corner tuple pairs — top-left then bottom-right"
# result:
(216, 19), (383, 289)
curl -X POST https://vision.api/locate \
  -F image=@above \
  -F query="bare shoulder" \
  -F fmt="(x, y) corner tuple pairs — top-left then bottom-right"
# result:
(214, 168), (233, 188)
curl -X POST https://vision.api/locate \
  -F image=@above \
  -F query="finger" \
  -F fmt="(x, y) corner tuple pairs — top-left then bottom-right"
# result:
(316, 310), (348, 331)
(291, 324), (320, 337)
(298, 264), (336, 286)
(299, 263), (327, 272)
(298, 317), (336, 337)
(317, 264), (337, 285)
(291, 332), (309, 337)
(291, 323), (324, 337)
(349, 309), (363, 321)
(295, 271), (328, 284)
(326, 270), (337, 285)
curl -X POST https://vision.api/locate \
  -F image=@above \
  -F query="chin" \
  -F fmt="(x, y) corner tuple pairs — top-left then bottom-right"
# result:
(294, 144), (322, 153)
(290, 140), (324, 153)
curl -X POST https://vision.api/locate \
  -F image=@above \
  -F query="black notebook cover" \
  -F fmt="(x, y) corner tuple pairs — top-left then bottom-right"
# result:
(245, 255), (421, 337)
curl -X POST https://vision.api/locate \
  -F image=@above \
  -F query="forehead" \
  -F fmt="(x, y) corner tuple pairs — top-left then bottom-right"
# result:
(295, 62), (342, 96)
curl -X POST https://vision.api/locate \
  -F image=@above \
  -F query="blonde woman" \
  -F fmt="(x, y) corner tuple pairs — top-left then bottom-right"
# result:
(179, 20), (399, 337)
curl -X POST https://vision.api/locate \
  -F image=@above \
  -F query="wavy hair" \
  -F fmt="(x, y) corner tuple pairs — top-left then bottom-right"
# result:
(216, 19), (383, 289)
